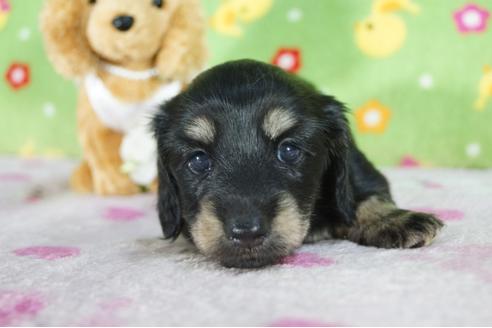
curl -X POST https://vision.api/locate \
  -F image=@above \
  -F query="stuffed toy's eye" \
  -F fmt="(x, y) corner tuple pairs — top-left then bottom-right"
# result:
(88, 0), (96, 5)
(152, 0), (164, 8)
(277, 141), (302, 164)
(187, 151), (212, 175)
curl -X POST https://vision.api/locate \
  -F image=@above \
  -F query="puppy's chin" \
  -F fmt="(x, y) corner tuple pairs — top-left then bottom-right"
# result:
(213, 239), (293, 269)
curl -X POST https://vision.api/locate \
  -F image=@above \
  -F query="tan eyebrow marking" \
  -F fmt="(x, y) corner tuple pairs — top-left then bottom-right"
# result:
(184, 116), (216, 144)
(262, 108), (297, 139)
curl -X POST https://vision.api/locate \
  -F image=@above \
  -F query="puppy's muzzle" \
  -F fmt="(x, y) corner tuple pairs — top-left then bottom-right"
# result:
(112, 15), (134, 32)
(226, 217), (267, 248)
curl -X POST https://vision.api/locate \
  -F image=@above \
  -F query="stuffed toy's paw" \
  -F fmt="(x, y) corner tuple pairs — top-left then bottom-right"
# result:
(120, 119), (158, 188)
(93, 169), (141, 196)
(70, 162), (93, 193)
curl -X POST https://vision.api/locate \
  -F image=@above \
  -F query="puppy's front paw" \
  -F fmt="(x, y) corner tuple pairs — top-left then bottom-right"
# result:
(350, 210), (444, 249)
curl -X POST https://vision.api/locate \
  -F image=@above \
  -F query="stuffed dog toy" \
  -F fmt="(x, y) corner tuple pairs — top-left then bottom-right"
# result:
(41, 0), (207, 195)
(153, 60), (444, 268)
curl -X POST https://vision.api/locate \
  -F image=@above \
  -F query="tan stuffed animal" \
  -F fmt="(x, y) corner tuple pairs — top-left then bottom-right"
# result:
(40, 0), (207, 195)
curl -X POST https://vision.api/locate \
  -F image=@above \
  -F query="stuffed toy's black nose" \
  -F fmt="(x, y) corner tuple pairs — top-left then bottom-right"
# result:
(112, 15), (134, 32)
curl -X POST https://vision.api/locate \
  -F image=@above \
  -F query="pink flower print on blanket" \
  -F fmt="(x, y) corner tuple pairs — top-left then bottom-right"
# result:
(14, 246), (80, 260)
(103, 206), (145, 222)
(0, 291), (44, 326)
(402, 245), (492, 284)
(412, 208), (465, 222)
(281, 252), (335, 268)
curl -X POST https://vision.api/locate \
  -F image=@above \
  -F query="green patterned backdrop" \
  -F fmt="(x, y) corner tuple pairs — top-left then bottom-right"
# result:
(0, 0), (491, 167)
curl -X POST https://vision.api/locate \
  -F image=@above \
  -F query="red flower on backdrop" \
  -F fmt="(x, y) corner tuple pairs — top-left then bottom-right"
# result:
(272, 48), (302, 73)
(5, 63), (30, 90)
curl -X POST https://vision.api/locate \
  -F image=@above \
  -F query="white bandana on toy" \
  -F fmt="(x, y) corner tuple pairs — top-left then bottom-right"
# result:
(84, 64), (181, 187)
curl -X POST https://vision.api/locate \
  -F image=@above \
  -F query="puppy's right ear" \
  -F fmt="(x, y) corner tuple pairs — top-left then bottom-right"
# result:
(153, 109), (182, 240)
(40, 0), (97, 78)
(156, 158), (182, 240)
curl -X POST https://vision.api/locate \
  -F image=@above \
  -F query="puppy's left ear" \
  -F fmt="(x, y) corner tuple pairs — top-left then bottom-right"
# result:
(319, 95), (356, 224)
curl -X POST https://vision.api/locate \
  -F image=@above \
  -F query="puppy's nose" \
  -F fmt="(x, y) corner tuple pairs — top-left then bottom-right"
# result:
(229, 222), (266, 248)
(112, 15), (134, 32)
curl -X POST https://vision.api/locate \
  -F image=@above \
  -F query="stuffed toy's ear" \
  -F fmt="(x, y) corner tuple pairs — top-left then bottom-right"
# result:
(40, 0), (97, 79)
(155, 0), (207, 82)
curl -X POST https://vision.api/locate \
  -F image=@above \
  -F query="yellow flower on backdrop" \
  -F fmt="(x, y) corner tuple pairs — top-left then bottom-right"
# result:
(18, 139), (65, 159)
(210, 0), (274, 37)
(356, 100), (392, 134)
(475, 64), (492, 111)
(0, 0), (10, 31)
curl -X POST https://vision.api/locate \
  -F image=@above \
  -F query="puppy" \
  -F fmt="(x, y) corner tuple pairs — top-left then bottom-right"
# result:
(153, 59), (444, 268)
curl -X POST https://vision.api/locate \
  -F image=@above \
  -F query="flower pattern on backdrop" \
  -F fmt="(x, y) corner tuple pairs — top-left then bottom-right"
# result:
(209, 0), (274, 37)
(5, 63), (30, 90)
(454, 3), (490, 34)
(272, 48), (301, 73)
(0, 0), (10, 31)
(355, 100), (392, 133)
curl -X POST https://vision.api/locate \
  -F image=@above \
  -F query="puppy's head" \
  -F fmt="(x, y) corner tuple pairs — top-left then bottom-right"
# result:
(154, 60), (353, 268)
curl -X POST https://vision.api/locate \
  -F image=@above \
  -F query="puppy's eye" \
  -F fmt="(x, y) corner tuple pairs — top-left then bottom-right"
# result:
(152, 0), (164, 8)
(88, 0), (96, 5)
(277, 141), (302, 164)
(187, 151), (212, 174)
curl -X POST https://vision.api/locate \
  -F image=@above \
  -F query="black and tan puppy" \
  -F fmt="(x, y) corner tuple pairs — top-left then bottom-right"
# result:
(153, 59), (443, 268)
